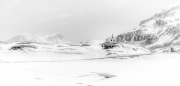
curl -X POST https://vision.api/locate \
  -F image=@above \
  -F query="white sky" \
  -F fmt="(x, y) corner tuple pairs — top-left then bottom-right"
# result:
(0, 0), (179, 43)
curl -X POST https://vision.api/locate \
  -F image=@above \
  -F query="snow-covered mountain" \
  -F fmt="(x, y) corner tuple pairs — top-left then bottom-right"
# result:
(117, 2), (180, 50)
(6, 33), (71, 44)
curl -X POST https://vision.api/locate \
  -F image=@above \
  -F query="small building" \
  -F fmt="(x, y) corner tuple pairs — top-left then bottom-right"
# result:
(105, 34), (117, 43)
(101, 34), (118, 49)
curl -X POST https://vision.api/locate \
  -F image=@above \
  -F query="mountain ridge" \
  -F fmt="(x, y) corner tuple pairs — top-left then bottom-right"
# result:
(116, 2), (180, 50)
(6, 33), (71, 44)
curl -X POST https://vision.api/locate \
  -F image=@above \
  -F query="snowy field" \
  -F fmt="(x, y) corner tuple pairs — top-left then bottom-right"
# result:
(0, 43), (179, 86)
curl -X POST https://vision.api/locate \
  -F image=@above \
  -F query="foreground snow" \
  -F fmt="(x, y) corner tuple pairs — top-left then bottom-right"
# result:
(0, 52), (180, 86)
(0, 43), (179, 86)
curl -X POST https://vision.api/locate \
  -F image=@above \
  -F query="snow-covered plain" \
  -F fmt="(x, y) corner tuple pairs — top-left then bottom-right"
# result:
(0, 43), (179, 86)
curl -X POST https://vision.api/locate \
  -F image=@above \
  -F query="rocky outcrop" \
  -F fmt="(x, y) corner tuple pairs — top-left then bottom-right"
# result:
(117, 30), (158, 47)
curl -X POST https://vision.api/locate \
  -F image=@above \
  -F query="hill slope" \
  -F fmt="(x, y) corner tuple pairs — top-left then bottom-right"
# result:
(117, 2), (180, 50)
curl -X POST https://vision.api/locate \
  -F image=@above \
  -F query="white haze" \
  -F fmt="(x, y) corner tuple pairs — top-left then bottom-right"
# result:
(0, 0), (180, 43)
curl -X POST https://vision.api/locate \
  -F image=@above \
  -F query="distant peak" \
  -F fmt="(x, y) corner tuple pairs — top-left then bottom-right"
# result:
(165, 2), (180, 10)
(19, 33), (62, 36)
(6, 33), (70, 44)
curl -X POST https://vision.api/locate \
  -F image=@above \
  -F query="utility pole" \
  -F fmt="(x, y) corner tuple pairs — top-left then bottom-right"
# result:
(80, 41), (83, 46)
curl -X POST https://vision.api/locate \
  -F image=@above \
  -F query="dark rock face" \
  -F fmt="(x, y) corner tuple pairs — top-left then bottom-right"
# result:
(116, 30), (158, 46)
(10, 45), (37, 50)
